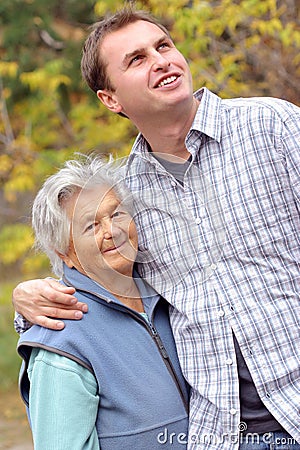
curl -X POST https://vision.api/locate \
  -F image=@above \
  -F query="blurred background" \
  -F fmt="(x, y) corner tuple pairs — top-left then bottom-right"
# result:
(0, 0), (299, 448)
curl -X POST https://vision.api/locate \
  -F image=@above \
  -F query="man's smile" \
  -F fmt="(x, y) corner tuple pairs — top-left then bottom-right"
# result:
(155, 74), (180, 88)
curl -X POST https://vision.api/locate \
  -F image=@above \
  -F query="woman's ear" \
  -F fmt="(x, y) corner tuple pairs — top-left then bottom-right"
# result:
(55, 250), (74, 269)
(97, 89), (123, 114)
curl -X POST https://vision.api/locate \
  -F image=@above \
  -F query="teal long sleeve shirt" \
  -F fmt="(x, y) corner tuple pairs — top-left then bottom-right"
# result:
(28, 348), (100, 450)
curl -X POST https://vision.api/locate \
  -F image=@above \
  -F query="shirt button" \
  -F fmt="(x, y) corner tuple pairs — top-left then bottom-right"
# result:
(170, 180), (176, 187)
(195, 217), (202, 224)
(226, 358), (233, 365)
(218, 310), (225, 317)
(230, 408), (237, 415)
(210, 263), (217, 270)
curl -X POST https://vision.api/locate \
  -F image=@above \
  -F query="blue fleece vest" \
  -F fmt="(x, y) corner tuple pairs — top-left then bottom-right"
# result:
(18, 266), (189, 449)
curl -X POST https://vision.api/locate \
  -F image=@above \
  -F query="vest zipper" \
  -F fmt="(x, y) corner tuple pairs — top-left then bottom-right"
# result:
(63, 279), (189, 413)
(128, 310), (189, 414)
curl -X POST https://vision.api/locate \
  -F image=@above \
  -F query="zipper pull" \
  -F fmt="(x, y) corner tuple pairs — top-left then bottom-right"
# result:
(149, 323), (169, 359)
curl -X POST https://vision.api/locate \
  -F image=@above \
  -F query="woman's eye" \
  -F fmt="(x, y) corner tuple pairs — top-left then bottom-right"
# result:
(112, 210), (127, 220)
(85, 222), (97, 232)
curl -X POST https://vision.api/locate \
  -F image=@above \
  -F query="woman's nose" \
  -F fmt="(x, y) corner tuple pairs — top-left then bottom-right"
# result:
(102, 220), (122, 241)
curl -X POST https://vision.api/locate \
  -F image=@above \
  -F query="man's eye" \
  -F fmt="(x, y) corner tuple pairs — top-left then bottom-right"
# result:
(158, 42), (170, 50)
(130, 55), (143, 65)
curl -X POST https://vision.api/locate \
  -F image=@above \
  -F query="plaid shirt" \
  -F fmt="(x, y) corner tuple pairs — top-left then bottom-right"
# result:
(124, 88), (300, 449)
(14, 312), (31, 334)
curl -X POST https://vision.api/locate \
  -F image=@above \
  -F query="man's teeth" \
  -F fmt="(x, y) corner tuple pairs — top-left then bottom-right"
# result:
(157, 76), (177, 88)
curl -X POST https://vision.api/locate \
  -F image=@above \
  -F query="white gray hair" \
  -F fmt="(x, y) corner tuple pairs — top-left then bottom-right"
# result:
(32, 154), (132, 277)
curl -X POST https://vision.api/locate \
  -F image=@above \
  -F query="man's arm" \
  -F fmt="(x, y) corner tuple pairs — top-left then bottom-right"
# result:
(13, 278), (88, 331)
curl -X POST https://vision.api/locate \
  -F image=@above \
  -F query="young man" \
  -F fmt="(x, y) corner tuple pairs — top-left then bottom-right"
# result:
(13, 7), (300, 450)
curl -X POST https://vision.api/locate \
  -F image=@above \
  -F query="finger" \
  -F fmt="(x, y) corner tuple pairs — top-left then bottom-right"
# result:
(41, 306), (85, 320)
(37, 297), (88, 312)
(12, 279), (77, 309)
(46, 278), (76, 294)
(36, 316), (66, 331)
(75, 302), (88, 313)
(39, 287), (78, 306)
(35, 308), (86, 330)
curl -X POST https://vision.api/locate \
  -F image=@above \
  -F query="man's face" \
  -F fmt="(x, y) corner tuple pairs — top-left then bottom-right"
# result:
(97, 20), (194, 121)
(62, 186), (138, 281)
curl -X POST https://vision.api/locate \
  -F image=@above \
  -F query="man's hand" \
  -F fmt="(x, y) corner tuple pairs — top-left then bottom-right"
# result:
(12, 278), (88, 330)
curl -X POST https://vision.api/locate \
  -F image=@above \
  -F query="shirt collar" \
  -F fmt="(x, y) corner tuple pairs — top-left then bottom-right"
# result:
(62, 264), (160, 308)
(190, 87), (222, 142)
(129, 87), (222, 163)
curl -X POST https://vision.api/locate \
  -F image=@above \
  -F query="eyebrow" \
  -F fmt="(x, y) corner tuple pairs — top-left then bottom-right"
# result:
(77, 198), (121, 225)
(122, 35), (170, 68)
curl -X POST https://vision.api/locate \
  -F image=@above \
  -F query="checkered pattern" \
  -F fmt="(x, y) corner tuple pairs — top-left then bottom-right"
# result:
(14, 311), (32, 334)
(124, 88), (300, 449)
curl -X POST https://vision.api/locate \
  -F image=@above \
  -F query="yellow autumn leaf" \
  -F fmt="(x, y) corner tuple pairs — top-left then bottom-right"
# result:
(0, 224), (34, 265)
(0, 155), (13, 175)
(0, 61), (19, 78)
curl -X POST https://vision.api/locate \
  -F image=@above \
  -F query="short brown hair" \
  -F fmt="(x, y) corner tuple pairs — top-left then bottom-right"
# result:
(81, 7), (171, 93)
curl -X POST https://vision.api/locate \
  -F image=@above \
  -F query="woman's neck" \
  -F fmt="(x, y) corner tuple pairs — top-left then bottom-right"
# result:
(94, 271), (144, 312)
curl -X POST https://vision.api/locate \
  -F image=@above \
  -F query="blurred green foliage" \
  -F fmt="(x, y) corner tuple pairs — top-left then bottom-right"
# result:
(0, 282), (20, 390)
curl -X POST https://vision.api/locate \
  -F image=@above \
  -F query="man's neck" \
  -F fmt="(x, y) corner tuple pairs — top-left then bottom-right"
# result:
(136, 97), (200, 160)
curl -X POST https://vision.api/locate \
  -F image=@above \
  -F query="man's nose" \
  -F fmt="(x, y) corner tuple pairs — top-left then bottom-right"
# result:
(151, 51), (170, 71)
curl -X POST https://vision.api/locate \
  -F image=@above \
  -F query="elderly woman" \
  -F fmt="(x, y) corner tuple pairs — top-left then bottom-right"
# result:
(17, 156), (189, 450)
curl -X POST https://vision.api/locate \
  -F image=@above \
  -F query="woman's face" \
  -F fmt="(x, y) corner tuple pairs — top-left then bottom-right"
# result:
(61, 185), (138, 281)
